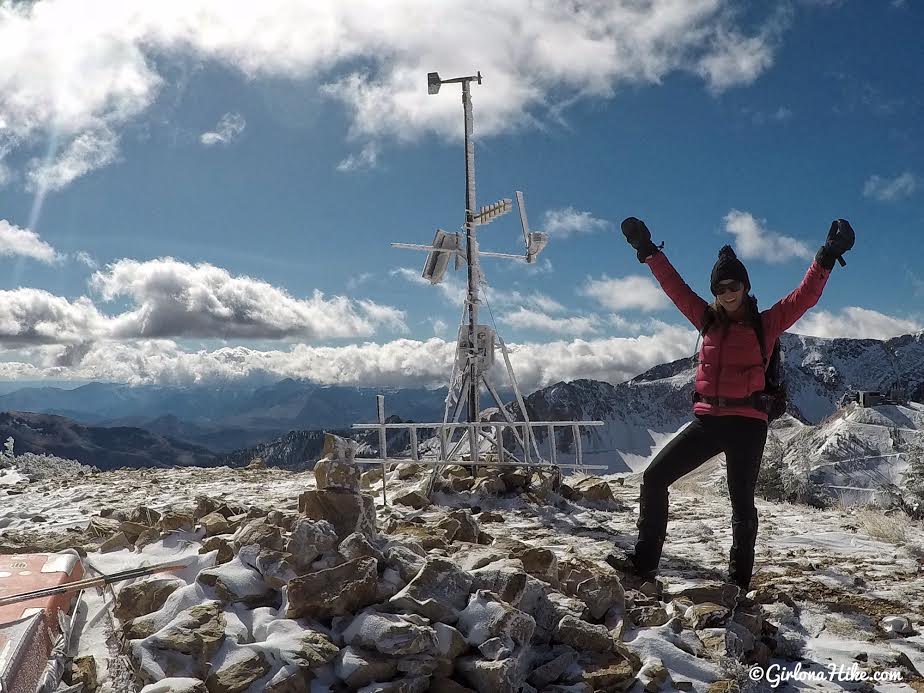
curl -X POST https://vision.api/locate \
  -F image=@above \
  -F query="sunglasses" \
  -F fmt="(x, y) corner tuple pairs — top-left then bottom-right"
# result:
(713, 281), (743, 296)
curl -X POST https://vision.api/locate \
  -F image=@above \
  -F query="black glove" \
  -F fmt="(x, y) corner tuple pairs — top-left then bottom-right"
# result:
(621, 217), (661, 263)
(815, 219), (855, 269)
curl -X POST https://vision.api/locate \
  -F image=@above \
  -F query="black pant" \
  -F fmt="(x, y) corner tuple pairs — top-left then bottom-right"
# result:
(634, 414), (768, 588)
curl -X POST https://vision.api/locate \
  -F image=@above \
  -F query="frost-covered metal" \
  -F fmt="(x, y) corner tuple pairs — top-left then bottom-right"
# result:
(353, 71), (604, 496)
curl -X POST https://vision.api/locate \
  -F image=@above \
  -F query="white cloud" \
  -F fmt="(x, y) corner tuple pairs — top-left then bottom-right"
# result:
(722, 210), (813, 263)
(862, 172), (918, 202)
(542, 207), (609, 237)
(0, 289), (109, 346)
(346, 272), (373, 290)
(500, 307), (600, 336)
(696, 29), (777, 92)
(90, 257), (407, 340)
(0, 1), (784, 187)
(430, 318), (448, 337)
(26, 128), (119, 192)
(0, 219), (63, 263)
(581, 275), (669, 312)
(73, 251), (98, 269)
(0, 320), (699, 390)
(791, 307), (922, 340)
(336, 143), (378, 172)
(200, 112), (246, 146)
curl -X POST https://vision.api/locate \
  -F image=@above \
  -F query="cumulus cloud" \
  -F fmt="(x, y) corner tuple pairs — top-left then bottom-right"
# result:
(0, 1), (784, 187)
(862, 172), (918, 202)
(723, 210), (813, 263)
(581, 275), (669, 312)
(0, 219), (63, 263)
(200, 112), (246, 146)
(500, 307), (600, 336)
(542, 207), (610, 237)
(0, 289), (109, 346)
(90, 257), (406, 340)
(0, 321), (699, 390)
(791, 307), (922, 340)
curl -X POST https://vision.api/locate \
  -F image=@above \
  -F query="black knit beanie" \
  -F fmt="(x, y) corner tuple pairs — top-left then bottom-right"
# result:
(710, 245), (750, 295)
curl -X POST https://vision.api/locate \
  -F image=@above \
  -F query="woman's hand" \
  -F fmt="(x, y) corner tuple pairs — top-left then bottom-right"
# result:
(815, 219), (855, 269)
(621, 217), (661, 263)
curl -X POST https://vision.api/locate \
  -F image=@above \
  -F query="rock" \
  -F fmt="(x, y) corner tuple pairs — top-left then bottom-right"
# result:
(334, 646), (400, 688)
(129, 602), (226, 684)
(88, 515), (121, 538)
(429, 680), (477, 693)
(205, 647), (271, 693)
(128, 506), (162, 526)
(637, 656), (670, 692)
(434, 516), (462, 542)
(553, 616), (613, 653)
(286, 557), (378, 619)
(356, 676), (430, 693)
(666, 582), (740, 609)
(881, 615), (916, 636)
(195, 496), (222, 520)
(340, 531), (386, 566)
(448, 509), (480, 543)
(390, 557), (473, 624)
(472, 477), (506, 495)
(285, 518), (338, 573)
(232, 517), (285, 552)
(384, 543), (427, 583)
(527, 650), (577, 689)
(477, 511), (505, 523)
(512, 547), (558, 587)
(67, 655), (99, 692)
(699, 628), (744, 659)
(114, 577), (184, 621)
(571, 477), (616, 505)
(629, 605), (670, 628)
(100, 531), (132, 553)
(456, 655), (524, 693)
(456, 589), (535, 648)
(449, 476), (476, 492)
(135, 528), (162, 549)
(197, 556), (277, 608)
(455, 546), (509, 572)
(159, 510), (195, 533)
(343, 610), (439, 656)
(199, 536), (234, 564)
(199, 512), (230, 537)
(395, 462), (423, 479)
(298, 489), (377, 540)
(576, 650), (637, 692)
(468, 560), (531, 606)
(564, 568), (624, 621)
(706, 679), (740, 693)
(237, 545), (297, 589)
(389, 522), (450, 551)
(315, 455), (361, 493)
(479, 636), (513, 660)
(527, 589), (588, 644)
(434, 622), (468, 660)
(395, 490), (431, 509)
(139, 679), (207, 693)
(119, 520), (152, 543)
(685, 602), (730, 629)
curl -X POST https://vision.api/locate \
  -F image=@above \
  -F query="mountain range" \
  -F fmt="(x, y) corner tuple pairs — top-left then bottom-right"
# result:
(0, 330), (921, 479)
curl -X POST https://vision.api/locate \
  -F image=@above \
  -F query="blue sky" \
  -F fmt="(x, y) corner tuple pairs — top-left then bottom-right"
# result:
(0, 0), (921, 390)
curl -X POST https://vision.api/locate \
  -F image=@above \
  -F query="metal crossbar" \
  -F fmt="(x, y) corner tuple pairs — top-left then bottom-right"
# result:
(351, 418), (606, 503)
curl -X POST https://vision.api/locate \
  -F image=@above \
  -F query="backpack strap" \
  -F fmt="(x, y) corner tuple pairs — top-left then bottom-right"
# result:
(751, 301), (769, 370)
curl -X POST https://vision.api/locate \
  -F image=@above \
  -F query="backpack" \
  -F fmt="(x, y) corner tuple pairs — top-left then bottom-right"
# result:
(752, 315), (787, 421)
(693, 303), (788, 421)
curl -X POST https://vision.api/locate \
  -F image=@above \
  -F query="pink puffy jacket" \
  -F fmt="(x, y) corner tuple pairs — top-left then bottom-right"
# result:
(645, 252), (831, 421)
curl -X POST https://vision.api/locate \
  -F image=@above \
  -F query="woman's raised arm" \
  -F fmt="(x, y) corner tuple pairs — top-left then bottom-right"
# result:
(621, 217), (708, 331)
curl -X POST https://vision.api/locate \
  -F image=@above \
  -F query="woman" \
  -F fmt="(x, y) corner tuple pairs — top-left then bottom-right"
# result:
(618, 216), (855, 590)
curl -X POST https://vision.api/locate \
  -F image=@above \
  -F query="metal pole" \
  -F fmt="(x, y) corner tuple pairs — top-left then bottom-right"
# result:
(377, 394), (388, 506)
(462, 78), (479, 478)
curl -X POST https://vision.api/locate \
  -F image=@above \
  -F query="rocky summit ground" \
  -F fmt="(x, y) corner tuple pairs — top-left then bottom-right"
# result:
(1, 442), (923, 693)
